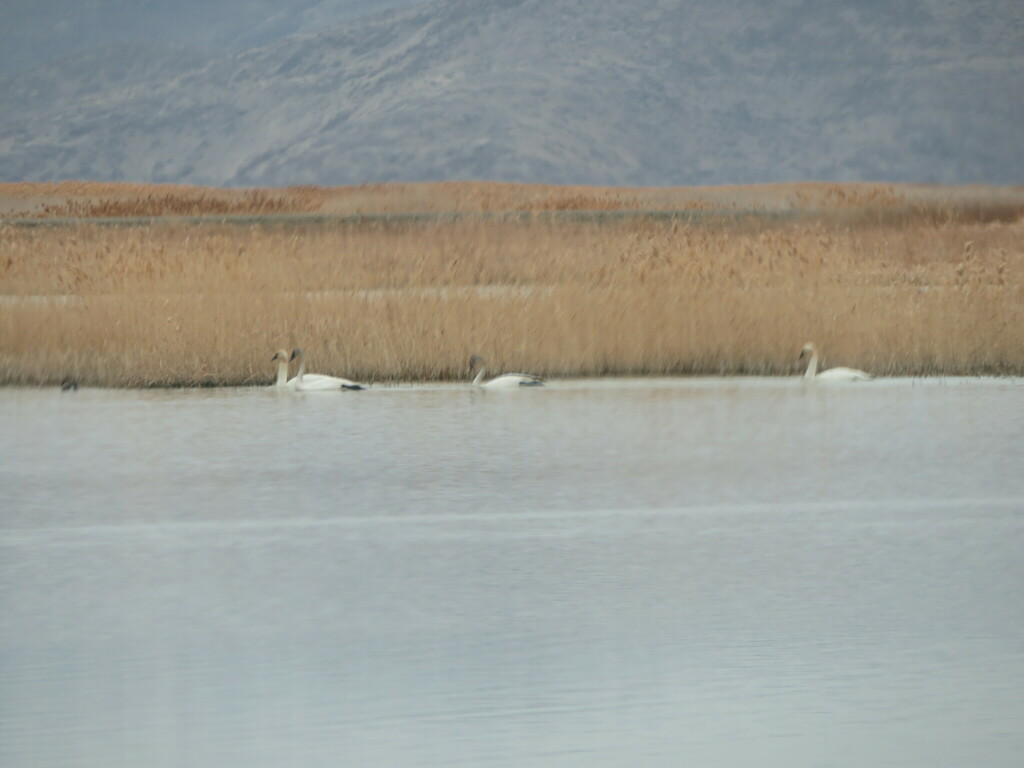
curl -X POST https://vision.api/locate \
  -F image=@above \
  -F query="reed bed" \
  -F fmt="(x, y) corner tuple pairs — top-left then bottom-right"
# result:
(9, 179), (1019, 218)
(1, 180), (705, 218)
(2, 183), (1023, 386)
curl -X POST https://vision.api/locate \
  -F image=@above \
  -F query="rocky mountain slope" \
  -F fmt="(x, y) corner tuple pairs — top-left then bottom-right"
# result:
(1, 0), (1021, 186)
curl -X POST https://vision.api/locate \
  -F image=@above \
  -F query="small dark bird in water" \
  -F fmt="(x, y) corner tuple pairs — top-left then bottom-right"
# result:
(60, 378), (78, 391)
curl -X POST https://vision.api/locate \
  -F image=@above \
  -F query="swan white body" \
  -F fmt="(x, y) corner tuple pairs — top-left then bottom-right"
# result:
(271, 348), (365, 391)
(290, 348), (365, 391)
(469, 355), (543, 388)
(799, 343), (873, 382)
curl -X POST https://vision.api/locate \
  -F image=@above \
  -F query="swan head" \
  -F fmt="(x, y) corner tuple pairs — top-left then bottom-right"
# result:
(290, 347), (305, 362)
(468, 354), (485, 372)
(798, 342), (817, 360)
(271, 349), (290, 363)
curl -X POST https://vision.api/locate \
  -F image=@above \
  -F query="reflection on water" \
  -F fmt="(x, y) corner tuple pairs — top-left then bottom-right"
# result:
(2, 378), (1023, 767)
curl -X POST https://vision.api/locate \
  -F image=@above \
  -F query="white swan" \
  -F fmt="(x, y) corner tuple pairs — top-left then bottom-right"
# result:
(468, 354), (543, 388)
(289, 347), (365, 391)
(271, 349), (293, 387)
(799, 343), (873, 381)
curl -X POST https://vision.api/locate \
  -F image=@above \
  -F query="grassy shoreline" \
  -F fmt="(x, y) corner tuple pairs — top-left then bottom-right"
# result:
(2, 181), (1022, 387)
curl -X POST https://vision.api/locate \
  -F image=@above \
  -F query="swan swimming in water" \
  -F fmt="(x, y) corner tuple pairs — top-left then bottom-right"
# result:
(271, 349), (292, 387)
(290, 348), (366, 390)
(270, 348), (365, 390)
(468, 354), (543, 388)
(799, 343), (873, 382)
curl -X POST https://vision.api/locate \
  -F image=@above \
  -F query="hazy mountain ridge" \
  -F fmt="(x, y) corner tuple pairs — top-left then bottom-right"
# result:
(0, 0), (424, 75)
(1, 0), (1022, 186)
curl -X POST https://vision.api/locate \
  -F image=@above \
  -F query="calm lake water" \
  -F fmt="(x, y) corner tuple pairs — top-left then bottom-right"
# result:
(2, 378), (1023, 767)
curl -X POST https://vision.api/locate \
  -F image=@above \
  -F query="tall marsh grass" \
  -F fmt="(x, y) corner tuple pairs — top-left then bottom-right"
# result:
(1, 183), (1022, 386)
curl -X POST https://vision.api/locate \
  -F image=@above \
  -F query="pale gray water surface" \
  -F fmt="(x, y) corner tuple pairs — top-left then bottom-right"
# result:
(2, 378), (1023, 767)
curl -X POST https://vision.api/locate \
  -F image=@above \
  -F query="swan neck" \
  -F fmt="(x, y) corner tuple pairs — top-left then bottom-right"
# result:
(296, 356), (306, 383)
(472, 367), (486, 386)
(275, 360), (289, 386)
(803, 351), (818, 379)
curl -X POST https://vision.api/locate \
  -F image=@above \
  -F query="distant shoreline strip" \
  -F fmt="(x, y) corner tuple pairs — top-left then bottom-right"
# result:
(1, 208), (805, 228)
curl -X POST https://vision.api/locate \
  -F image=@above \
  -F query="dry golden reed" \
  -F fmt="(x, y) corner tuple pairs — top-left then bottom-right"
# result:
(7, 179), (993, 218)
(1, 182), (1022, 387)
